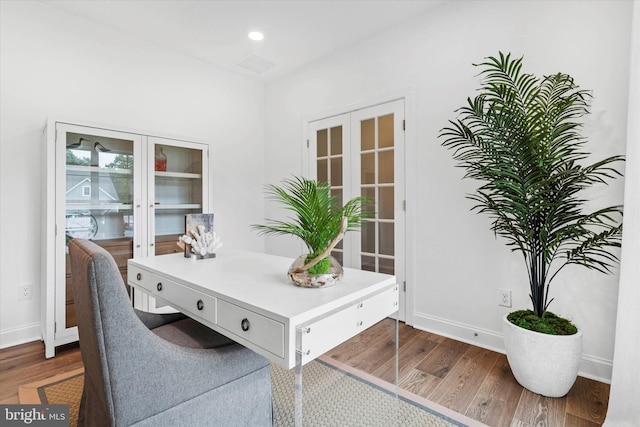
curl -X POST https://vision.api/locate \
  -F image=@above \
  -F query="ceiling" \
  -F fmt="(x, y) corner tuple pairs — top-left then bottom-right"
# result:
(46, 0), (445, 82)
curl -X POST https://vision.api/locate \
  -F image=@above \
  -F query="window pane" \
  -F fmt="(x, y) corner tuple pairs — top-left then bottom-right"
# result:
(379, 187), (394, 219)
(330, 126), (342, 155)
(317, 159), (328, 183)
(361, 187), (376, 216)
(379, 222), (394, 256)
(379, 150), (394, 183)
(331, 188), (343, 247)
(361, 221), (375, 254)
(361, 119), (375, 151)
(331, 188), (343, 211)
(317, 129), (328, 157)
(361, 153), (375, 185)
(379, 258), (394, 275)
(361, 255), (376, 272)
(330, 157), (342, 186)
(378, 114), (394, 148)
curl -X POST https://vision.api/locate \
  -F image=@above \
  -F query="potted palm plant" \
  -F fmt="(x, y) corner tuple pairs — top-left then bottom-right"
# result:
(440, 52), (624, 397)
(252, 176), (371, 288)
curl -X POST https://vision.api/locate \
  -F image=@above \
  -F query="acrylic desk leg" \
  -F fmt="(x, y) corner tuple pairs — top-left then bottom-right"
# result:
(295, 325), (309, 427)
(394, 313), (400, 424)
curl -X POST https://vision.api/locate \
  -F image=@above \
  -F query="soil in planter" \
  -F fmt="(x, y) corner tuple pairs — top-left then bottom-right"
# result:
(508, 310), (578, 336)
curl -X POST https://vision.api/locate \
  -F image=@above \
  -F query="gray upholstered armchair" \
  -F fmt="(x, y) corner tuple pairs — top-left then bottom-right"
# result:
(68, 238), (273, 426)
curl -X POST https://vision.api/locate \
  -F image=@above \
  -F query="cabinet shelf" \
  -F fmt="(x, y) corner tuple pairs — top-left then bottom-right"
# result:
(67, 203), (133, 210)
(155, 171), (201, 179)
(67, 165), (132, 175)
(154, 203), (201, 210)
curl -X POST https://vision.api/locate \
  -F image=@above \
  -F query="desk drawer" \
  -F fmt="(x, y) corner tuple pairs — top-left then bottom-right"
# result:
(128, 266), (156, 293)
(128, 266), (216, 324)
(217, 300), (285, 358)
(300, 284), (398, 364)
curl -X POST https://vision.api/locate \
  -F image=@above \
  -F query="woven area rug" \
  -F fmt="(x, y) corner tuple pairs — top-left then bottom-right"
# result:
(19, 359), (472, 426)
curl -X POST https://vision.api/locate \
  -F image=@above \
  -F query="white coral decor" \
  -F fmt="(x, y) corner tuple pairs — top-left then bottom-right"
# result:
(178, 225), (222, 256)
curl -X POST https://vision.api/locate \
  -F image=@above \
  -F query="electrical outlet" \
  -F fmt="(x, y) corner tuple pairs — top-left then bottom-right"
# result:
(498, 288), (511, 307)
(19, 283), (33, 300)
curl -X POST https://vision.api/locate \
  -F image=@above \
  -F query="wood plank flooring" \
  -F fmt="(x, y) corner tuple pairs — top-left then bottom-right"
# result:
(325, 318), (610, 427)
(1, 319), (610, 426)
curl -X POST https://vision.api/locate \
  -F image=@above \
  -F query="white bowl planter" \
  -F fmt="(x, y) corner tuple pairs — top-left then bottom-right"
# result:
(503, 314), (582, 397)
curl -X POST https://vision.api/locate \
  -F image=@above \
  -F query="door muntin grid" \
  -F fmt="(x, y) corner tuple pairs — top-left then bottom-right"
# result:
(360, 114), (395, 275)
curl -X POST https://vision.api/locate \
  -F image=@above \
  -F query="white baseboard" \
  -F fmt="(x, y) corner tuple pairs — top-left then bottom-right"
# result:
(0, 322), (42, 349)
(413, 312), (612, 384)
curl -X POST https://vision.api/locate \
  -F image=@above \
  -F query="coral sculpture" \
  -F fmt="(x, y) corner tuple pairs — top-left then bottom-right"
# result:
(177, 225), (222, 258)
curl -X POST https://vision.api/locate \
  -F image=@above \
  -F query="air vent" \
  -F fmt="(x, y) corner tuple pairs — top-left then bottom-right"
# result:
(236, 53), (276, 74)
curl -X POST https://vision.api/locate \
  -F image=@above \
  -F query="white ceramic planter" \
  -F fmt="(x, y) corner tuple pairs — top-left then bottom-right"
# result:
(503, 314), (582, 397)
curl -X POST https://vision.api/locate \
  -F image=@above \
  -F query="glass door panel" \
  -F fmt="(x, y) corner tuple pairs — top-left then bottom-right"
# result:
(315, 123), (346, 265)
(351, 101), (405, 321)
(309, 99), (405, 320)
(149, 138), (206, 256)
(60, 126), (140, 332)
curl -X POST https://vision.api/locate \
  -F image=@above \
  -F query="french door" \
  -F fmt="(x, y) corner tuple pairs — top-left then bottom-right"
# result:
(307, 100), (406, 320)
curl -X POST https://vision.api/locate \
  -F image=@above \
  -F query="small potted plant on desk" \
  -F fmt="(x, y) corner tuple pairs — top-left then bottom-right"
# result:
(440, 52), (624, 397)
(252, 176), (371, 288)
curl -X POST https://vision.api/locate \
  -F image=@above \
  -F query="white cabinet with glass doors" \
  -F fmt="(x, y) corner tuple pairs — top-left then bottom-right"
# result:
(41, 120), (209, 358)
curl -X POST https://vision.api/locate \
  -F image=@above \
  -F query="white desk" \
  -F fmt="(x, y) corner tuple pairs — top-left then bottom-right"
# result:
(127, 249), (399, 369)
(128, 250), (399, 425)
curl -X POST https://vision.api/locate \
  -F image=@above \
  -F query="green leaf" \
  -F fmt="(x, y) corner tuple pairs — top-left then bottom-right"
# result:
(439, 52), (624, 319)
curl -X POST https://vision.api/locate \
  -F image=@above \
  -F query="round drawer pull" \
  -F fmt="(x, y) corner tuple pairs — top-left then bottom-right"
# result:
(136, 273), (142, 280)
(156, 282), (163, 291)
(241, 318), (250, 332)
(197, 299), (204, 311)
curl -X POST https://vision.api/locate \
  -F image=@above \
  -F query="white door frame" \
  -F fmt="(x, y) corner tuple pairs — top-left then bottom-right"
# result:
(301, 89), (416, 326)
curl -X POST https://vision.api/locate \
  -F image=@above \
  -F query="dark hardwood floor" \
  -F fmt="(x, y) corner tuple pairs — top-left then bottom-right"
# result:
(1, 319), (609, 426)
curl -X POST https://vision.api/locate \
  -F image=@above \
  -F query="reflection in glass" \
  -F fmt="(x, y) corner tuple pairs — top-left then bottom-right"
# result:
(317, 129), (328, 157)
(330, 157), (343, 186)
(361, 255), (376, 272)
(379, 222), (395, 256)
(361, 153), (375, 185)
(332, 251), (343, 265)
(331, 188), (343, 208)
(361, 221), (375, 254)
(379, 187), (394, 219)
(65, 133), (134, 241)
(379, 257), (395, 275)
(65, 132), (136, 329)
(378, 114), (394, 148)
(330, 126), (342, 155)
(379, 150), (394, 183)
(317, 159), (328, 183)
(361, 119), (375, 151)
(360, 187), (376, 215)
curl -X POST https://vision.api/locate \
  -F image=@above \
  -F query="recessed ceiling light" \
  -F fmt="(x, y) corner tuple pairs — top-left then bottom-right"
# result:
(248, 31), (264, 41)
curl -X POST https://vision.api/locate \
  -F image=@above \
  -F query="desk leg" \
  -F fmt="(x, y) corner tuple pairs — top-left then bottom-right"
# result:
(294, 325), (309, 427)
(394, 314), (400, 423)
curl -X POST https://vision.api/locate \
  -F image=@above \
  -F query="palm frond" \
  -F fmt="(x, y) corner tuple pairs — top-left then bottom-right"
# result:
(440, 52), (624, 318)
(252, 176), (372, 256)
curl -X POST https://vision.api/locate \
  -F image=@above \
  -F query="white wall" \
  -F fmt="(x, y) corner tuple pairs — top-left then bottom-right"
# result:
(0, 1), (266, 347)
(264, 0), (633, 381)
(604, 1), (640, 425)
